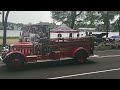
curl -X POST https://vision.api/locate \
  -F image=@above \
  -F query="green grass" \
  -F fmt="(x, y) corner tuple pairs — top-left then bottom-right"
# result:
(0, 37), (19, 46)
(95, 46), (111, 51)
(0, 38), (19, 45)
(0, 36), (19, 39)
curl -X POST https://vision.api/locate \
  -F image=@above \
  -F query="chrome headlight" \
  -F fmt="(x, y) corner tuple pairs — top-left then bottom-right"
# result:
(1, 47), (9, 52)
(1, 47), (9, 57)
(0, 56), (3, 61)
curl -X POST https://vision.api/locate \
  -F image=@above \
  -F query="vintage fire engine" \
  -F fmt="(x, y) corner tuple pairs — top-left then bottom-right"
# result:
(0, 24), (94, 70)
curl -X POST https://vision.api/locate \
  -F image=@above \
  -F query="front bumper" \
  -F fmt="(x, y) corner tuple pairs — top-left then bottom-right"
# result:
(0, 56), (3, 61)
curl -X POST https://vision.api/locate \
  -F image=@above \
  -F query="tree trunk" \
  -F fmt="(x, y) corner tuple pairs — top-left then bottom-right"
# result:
(118, 16), (120, 36)
(106, 11), (109, 38)
(2, 11), (9, 47)
(70, 11), (76, 29)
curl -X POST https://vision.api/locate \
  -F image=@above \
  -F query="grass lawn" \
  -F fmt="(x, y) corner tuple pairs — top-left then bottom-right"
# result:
(0, 38), (19, 45)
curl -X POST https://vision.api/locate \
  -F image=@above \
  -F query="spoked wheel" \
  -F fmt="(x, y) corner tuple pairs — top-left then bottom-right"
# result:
(74, 50), (88, 64)
(6, 53), (25, 71)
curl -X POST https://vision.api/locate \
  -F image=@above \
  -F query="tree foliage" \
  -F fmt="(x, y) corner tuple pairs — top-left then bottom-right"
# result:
(51, 11), (120, 34)
(51, 11), (83, 29)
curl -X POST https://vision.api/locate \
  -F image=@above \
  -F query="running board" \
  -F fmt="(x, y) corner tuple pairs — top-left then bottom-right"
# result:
(60, 57), (73, 60)
(27, 57), (73, 63)
(37, 57), (73, 62)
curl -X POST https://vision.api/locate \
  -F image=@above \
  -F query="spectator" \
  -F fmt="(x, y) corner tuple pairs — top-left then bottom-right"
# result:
(85, 31), (88, 36)
(81, 34), (83, 37)
(89, 32), (92, 36)
(69, 33), (72, 37)
(77, 33), (79, 38)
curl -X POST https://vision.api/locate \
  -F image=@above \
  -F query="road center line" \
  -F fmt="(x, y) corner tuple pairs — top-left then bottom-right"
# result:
(98, 55), (120, 58)
(95, 50), (120, 52)
(89, 55), (120, 58)
(48, 68), (120, 79)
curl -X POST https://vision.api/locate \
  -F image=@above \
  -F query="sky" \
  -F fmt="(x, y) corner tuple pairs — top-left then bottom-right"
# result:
(0, 11), (118, 25)
(0, 11), (54, 24)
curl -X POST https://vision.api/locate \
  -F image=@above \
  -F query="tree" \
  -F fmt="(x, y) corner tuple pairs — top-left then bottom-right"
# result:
(83, 11), (99, 27)
(51, 11), (83, 29)
(117, 16), (120, 35)
(51, 11), (120, 33)
(2, 11), (9, 47)
(79, 11), (120, 33)
(70, 11), (76, 29)
(97, 11), (120, 37)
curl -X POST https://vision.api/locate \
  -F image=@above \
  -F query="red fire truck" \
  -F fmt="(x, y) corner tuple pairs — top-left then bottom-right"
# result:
(0, 24), (94, 70)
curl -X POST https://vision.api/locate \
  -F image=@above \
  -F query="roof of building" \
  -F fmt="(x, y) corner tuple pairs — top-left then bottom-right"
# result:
(50, 24), (79, 33)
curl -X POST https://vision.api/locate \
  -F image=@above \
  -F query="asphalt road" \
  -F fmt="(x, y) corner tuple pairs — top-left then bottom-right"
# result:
(1, 50), (120, 79)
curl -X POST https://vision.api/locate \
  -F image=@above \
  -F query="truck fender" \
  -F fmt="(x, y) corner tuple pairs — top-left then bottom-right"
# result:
(72, 47), (89, 58)
(3, 51), (27, 63)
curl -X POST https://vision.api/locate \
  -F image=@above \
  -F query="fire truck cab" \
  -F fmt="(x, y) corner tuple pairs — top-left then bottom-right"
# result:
(0, 24), (94, 70)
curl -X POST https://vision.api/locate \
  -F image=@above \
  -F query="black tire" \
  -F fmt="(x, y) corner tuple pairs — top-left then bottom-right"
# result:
(5, 53), (25, 71)
(74, 50), (88, 64)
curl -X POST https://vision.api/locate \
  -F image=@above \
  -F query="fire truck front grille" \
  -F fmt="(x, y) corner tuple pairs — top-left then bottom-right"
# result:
(11, 48), (32, 55)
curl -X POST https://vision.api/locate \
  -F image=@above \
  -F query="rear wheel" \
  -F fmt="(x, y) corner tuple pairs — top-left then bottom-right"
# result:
(74, 50), (88, 64)
(6, 53), (25, 71)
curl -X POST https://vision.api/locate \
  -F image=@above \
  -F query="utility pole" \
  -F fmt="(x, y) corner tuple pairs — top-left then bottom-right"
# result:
(2, 11), (9, 47)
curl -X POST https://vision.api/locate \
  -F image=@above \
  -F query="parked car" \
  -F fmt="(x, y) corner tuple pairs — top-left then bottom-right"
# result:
(87, 33), (108, 44)
(109, 36), (120, 41)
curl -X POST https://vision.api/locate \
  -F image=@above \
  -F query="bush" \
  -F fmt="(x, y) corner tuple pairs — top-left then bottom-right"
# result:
(118, 45), (120, 49)
(94, 42), (111, 51)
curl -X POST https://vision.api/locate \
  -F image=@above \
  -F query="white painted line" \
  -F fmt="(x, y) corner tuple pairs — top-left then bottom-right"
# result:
(95, 50), (120, 52)
(48, 68), (120, 79)
(89, 55), (120, 59)
(98, 55), (120, 58)
(89, 54), (99, 58)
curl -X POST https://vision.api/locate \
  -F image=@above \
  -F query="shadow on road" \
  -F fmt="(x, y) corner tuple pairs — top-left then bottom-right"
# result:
(23, 59), (97, 71)
(0, 59), (97, 72)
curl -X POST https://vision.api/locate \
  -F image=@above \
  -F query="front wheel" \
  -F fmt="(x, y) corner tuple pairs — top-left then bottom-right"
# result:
(5, 53), (25, 71)
(74, 50), (88, 64)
